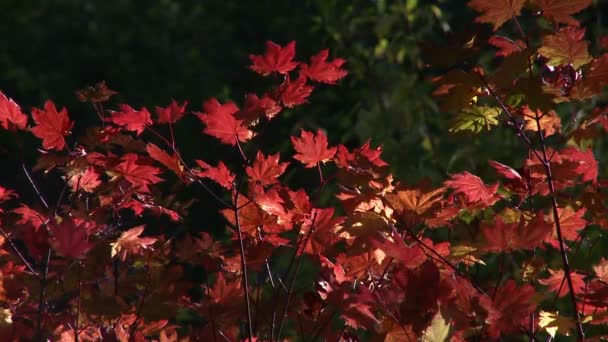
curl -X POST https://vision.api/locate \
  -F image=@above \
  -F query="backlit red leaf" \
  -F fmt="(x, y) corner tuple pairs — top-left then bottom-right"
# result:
(249, 41), (298, 76)
(30, 100), (74, 151)
(301, 49), (348, 84)
(467, 0), (526, 31)
(533, 0), (592, 26)
(538, 269), (585, 297)
(107, 104), (153, 136)
(112, 154), (163, 193)
(0, 91), (27, 130)
(277, 73), (313, 108)
(194, 160), (234, 190)
(291, 129), (337, 168)
(68, 167), (102, 193)
(245, 151), (289, 186)
(155, 100), (188, 124)
(146, 143), (184, 179)
(110, 225), (157, 261)
(444, 171), (499, 206)
(195, 98), (253, 145)
(49, 218), (94, 259)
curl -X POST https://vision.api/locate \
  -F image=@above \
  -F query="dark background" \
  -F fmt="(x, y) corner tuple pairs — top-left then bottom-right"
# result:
(1, 0), (607, 185)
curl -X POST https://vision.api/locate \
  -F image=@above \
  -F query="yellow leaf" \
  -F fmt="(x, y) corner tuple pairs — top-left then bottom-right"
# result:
(422, 310), (451, 342)
(538, 311), (575, 338)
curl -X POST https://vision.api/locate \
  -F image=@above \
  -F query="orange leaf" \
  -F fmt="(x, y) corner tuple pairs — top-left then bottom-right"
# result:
(468, 0), (526, 31)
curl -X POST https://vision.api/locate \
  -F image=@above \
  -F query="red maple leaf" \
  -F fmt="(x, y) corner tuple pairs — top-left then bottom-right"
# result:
(194, 160), (234, 190)
(492, 280), (536, 335)
(249, 41), (298, 76)
(110, 225), (157, 261)
(538, 269), (586, 297)
(0, 186), (17, 203)
(68, 167), (102, 193)
(301, 49), (348, 84)
(49, 218), (94, 259)
(277, 73), (314, 108)
(444, 171), (499, 206)
(482, 213), (552, 252)
(206, 272), (242, 304)
(468, 0), (526, 31)
(195, 98), (253, 145)
(371, 232), (427, 269)
(245, 151), (289, 186)
(302, 207), (345, 255)
(238, 93), (282, 123)
(532, 0), (592, 26)
(488, 36), (525, 57)
(30, 100), (74, 151)
(0, 91), (27, 130)
(107, 104), (153, 136)
(112, 154), (163, 193)
(146, 143), (184, 179)
(291, 129), (337, 168)
(155, 100), (188, 124)
(547, 206), (587, 242)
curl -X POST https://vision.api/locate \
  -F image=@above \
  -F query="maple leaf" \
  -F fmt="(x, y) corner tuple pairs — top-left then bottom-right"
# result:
(593, 258), (608, 282)
(0, 186), (17, 203)
(68, 167), (102, 193)
(49, 218), (94, 259)
(249, 40), (298, 76)
(13, 205), (46, 230)
(245, 151), (289, 186)
(107, 104), (153, 136)
(111, 154), (163, 193)
(110, 225), (157, 261)
(532, 0), (592, 26)
(489, 36), (525, 57)
(75, 81), (118, 103)
(482, 213), (552, 251)
(538, 27), (591, 69)
(195, 98), (253, 145)
(0, 91), (27, 130)
(538, 269), (585, 297)
(303, 207), (346, 255)
(206, 273), (242, 304)
(146, 143), (184, 179)
(538, 311), (576, 338)
(237, 93), (282, 124)
(444, 171), (499, 206)
(291, 129), (337, 168)
(547, 206), (587, 241)
(520, 106), (562, 137)
(492, 280), (536, 334)
(371, 232), (426, 269)
(450, 106), (500, 133)
(194, 160), (234, 190)
(30, 100), (74, 151)
(467, 0), (526, 31)
(155, 100), (188, 124)
(561, 147), (598, 183)
(301, 49), (348, 84)
(277, 72), (314, 108)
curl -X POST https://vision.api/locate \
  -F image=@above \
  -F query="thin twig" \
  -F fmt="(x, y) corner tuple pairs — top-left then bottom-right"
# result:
(233, 186), (254, 342)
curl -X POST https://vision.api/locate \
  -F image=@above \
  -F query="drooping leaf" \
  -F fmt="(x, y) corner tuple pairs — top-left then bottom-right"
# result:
(291, 129), (337, 168)
(195, 98), (253, 145)
(444, 171), (499, 206)
(107, 104), (153, 136)
(301, 49), (348, 84)
(538, 27), (591, 69)
(194, 160), (234, 190)
(449, 106), (500, 133)
(467, 0), (526, 31)
(146, 143), (184, 179)
(238, 93), (281, 123)
(0, 91), (27, 130)
(249, 41), (298, 76)
(488, 36), (525, 57)
(30, 100), (74, 151)
(75, 81), (117, 103)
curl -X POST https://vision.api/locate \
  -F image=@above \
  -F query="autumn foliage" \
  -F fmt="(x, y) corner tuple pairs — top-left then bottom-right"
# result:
(0, 1), (608, 340)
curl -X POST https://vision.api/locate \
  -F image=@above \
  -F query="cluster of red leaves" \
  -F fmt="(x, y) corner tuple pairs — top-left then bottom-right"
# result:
(0, 2), (607, 339)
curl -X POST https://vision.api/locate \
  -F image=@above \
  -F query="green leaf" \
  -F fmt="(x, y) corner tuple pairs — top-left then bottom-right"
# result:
(450, 106), (500, 133)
